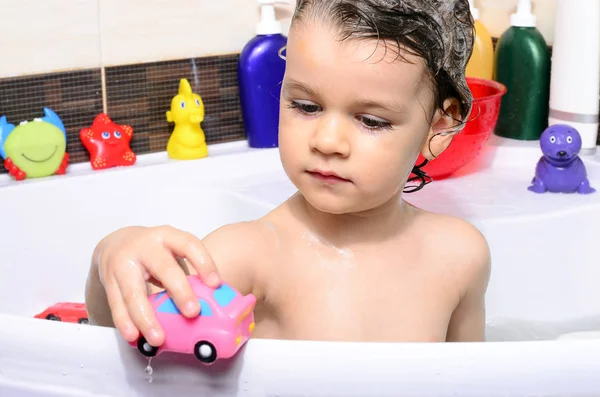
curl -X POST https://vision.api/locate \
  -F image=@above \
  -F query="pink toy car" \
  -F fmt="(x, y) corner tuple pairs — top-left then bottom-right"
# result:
(130, 275), (256, 365)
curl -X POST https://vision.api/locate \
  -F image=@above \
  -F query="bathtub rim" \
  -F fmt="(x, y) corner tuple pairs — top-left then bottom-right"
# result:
(2, 135), (597, 190)
(1, 313), (600, 397)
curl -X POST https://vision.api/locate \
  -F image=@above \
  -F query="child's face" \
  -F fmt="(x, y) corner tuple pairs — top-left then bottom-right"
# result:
(278, 21), (443, 214)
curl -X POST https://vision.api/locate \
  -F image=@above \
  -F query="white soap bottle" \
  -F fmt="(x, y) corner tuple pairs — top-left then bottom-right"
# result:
(548, 0), (600, 155)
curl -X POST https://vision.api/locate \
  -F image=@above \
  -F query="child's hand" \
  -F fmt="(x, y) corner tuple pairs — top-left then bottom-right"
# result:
(95, 226), (221, 347)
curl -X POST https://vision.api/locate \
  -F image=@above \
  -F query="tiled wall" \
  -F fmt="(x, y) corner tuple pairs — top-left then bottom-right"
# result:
(0, 0), (566, 175)
(104, 56), (245, 156)
(0, 0), (560, 79)
(0, 70), (104, 165)
(0, 55), (245, 172)
(0, 0), (260, 173)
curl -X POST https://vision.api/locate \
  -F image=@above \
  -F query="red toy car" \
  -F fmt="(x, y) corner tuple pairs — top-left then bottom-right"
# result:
(34, 302), (89, 324)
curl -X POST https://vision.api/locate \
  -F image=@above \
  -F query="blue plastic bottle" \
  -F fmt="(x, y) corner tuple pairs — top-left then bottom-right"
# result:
(238, 0), (288, 148)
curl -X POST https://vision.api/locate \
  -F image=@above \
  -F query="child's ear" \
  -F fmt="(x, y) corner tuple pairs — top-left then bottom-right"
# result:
(421, 98), (462, 160)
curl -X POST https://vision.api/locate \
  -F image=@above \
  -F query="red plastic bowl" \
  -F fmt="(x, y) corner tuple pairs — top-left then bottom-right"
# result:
(415, 77), (507, 180)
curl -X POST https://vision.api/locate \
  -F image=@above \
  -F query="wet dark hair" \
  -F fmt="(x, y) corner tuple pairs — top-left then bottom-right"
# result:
(291, 0), (475, 130)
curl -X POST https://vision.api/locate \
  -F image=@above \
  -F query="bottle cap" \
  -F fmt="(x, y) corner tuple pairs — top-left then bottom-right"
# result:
(511, 0), (537, 27)
(256, 0), (289, 35)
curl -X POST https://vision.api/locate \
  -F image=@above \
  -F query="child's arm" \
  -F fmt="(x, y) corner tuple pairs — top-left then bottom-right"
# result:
(85, 221), (274, 346)
(445, 223), (492, 342)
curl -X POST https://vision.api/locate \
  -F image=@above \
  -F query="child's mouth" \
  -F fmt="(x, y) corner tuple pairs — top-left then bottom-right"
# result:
(307, 170), (351, 184)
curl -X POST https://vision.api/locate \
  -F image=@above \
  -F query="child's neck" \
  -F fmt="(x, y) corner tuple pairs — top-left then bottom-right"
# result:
(292, 191), (413, 246)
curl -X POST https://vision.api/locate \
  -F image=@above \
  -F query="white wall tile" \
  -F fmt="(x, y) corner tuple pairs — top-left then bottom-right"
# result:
(0, 0), (560, 78)
(99, 0), (263, 66)
(478, 0), (558, 44)
(0, 0), (101, 78)
(280, 0), (557, 44)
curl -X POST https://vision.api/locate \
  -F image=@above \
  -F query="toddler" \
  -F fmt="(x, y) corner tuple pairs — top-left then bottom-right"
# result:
(85, 0), (491, 346)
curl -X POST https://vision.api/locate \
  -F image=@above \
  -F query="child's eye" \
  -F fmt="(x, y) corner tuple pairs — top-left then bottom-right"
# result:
(358, 115), (393, 131)
(288, 100), (322, 115)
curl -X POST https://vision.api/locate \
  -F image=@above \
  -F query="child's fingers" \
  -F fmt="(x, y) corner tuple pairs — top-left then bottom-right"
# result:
(160, 227), (221, 287)
(143, 248), (201, 319)
(115, 264), (165, 347)
(104, 279), (138, 342)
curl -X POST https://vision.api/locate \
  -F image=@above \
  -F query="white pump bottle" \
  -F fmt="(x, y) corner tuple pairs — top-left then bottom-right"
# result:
(548, 0), (600, 155)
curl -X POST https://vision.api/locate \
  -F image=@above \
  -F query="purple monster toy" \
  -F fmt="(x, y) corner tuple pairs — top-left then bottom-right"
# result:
(528, 124), (595, 194)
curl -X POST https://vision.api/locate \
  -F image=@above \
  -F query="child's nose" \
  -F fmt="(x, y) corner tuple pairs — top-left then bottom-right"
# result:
(309, 115), (350, 157)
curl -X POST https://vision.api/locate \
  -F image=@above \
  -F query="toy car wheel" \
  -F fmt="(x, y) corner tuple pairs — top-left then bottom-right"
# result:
(78, 318), (89, 324)
(194, 341), (217, 364)
(137, 336), (158, 357)
(46, 314), (60, 321)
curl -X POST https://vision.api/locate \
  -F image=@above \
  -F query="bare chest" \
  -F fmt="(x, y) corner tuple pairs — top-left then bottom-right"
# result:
(254, 244), (459, 342)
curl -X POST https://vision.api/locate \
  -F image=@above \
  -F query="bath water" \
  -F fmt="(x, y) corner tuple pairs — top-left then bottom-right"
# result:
(485, 315), (600, 341)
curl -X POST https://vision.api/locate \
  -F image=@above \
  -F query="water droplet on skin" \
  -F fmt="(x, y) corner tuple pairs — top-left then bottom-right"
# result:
(62, 372), (66, 376)
(80, 364), (84, 369)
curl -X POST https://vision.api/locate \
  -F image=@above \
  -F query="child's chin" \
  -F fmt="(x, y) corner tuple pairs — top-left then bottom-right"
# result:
(303, 193), (363, 215)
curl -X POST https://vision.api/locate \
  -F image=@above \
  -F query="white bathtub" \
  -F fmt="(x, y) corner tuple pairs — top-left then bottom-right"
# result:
(1, 138), (600, 397)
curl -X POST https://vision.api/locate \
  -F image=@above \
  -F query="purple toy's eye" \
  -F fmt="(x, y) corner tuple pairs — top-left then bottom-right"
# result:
(567, 136), (573, 144)
(114, 131), (122, 139)
(550, 136), (556, 143)
(102, 131), (110, 139)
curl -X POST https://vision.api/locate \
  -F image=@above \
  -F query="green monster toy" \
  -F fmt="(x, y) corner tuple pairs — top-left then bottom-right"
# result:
(0, 108), (70, 181)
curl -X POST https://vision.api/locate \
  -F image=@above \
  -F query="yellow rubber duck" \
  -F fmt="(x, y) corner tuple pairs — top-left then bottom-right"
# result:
(166, 78), (208, 160)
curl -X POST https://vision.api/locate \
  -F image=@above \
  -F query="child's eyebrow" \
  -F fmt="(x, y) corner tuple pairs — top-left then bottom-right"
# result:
(353, 98), (408, 114)
(282, 79), (317, 96)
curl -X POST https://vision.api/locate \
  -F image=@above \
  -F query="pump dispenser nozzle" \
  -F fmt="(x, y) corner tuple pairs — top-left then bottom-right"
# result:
(257, 0), (289, 35)
(511, 0), (537, 27)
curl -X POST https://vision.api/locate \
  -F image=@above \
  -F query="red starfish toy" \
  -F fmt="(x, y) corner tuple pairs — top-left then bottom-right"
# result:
(80, 113), (136, 170)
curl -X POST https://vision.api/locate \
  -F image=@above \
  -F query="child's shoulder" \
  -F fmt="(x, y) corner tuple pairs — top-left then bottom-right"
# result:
(413, 208), (491, 288)
(203, 217), (280, 264)
(419, 210), (488, 253)
(201, 218), (280, 297)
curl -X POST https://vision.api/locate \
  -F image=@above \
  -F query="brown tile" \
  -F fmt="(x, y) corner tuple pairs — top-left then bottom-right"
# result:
(148, 126), (170, 153)
(44, 79), (62, 105)
(105, 54), (245, 151)
(146, 62), (189, 85)
(108, 98), (151, 119)
(0, 69), (103, 174)
(0, 53), (247, 176)
(130, 131), (151, 154)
